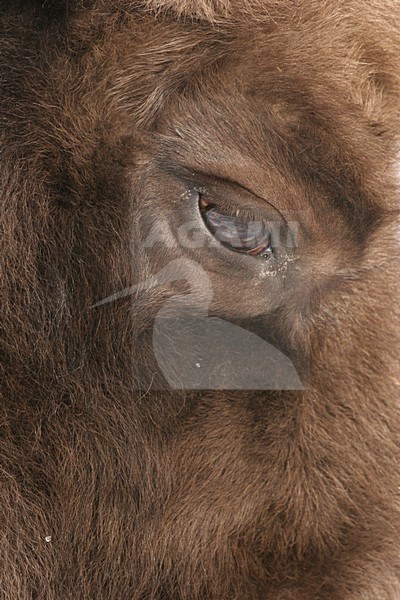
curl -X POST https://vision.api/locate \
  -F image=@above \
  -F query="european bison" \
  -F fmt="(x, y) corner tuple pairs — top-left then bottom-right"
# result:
(1, 1), (399, 598)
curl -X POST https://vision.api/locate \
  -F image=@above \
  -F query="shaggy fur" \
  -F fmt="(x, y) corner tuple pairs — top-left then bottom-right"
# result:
(1, 1), (400, 598)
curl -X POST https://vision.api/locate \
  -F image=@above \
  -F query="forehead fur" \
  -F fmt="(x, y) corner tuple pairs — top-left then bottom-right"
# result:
(144, 0), (230, 20)
(143, 0), (266, 21)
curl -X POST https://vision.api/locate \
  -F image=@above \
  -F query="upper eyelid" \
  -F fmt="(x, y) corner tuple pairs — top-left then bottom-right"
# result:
(157, 157), (287, 220)
(178, 167), (261, 201)
(178, 170), (286, 223)
(158, 157), (265, 204)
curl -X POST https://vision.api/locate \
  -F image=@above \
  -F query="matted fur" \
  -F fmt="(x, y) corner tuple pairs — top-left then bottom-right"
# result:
(1, 1), (399, 599)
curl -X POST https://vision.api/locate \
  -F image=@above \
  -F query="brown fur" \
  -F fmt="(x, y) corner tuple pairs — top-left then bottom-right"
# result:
(1, 1), (400, 598)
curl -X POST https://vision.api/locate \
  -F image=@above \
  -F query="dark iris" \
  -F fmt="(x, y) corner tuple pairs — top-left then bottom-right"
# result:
(199, 197), (274, 258)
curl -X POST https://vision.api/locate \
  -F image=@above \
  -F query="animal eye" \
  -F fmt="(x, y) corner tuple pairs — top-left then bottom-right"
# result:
(199, 196), (274, 258)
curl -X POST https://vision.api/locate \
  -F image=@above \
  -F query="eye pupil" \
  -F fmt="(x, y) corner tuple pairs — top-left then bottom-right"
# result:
(199, 197), (273, 258)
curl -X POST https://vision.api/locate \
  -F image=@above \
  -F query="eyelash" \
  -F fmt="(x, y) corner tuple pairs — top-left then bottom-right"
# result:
(193, 188), (269, 225)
